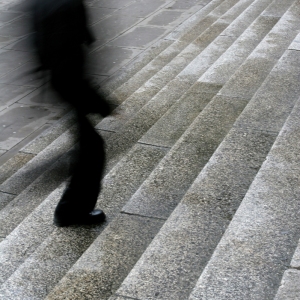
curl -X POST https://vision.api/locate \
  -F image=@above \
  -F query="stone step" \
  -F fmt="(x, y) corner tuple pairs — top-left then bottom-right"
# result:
(100, 0), (276, 172)
(0, 114), (105, 236)
(0, 0), (221, 201)
(0, 0), (266, 205)
(275, 236), (300, 299)
(98, 0), (270, 133)
(121, 0), (298, 220)
(109, 20), (300, 300)
(0, 0), (236, 215)
(189, 62), (300, 300)
(33, 1), (300, 298)
(0, 0), (298, 299)
(0, 142), (167, 294)
(1, 0), (296, 296)
(140, 4), (287, 147)
(101, 0), (229, 99)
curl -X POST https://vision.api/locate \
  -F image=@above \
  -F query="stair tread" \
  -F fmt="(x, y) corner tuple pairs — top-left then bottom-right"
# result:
(112, 21), (300, 300)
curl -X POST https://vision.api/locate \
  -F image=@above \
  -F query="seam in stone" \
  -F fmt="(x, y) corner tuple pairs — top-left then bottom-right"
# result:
(291, 266), (300, 271)
(216, 92), (251, 101)
(114, 293), (142, 300)
(232, 125), (279, 136)
(96, 128), (116, 134)
(137, 141), (171, 150)
(120, 211), (167, 221)
(288, 48), (300, 52)
(19, 150), (37, 155)
(0, 190), (17, 196)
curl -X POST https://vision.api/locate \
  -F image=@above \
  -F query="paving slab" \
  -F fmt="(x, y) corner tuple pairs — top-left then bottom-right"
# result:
(144, 10), (186, 27)
(0, 104), (65, 151)
(87, 46), (143, 76)
(0, 49), (32, 78)
(0, 15), (31, 38)
(0, 83), (35, 112)
(91, 13), (143, 45)
(109, 26), (167, 49)
(0, 61), (44, 87)
(88, 0), (136, 9)
(20, 111), (76, 155)
(98, 0), (267, 133)
(123, 0), (171, 18)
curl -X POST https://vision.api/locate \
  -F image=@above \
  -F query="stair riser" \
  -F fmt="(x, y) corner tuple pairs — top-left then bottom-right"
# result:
(0, 143), (167, 295)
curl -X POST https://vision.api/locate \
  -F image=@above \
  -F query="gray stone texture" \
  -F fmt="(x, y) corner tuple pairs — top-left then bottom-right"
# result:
(0, 152), (34, 185)
(188, 96), (300, 300)
(291, 241), (300, 269)
(0, 185), (65, 286)
(199, 15), (279, 85)
(87, 46), (143, 76)
(0, 0), (299, 299)
(0, 125), (77, 195)
(0, 191), (15, 211)
(0, 49), (32, 78)
(261, 0), (296, 17)
(140, 82), (221, 147)
(117, 127), (276, 300)
(20, 111), (76, 155)
(123, 95), (248, 219)
(0, 104), (65, 151)
(0, 143), (167, 295)
(289, 32), (300, 51)
(91, 12), (142, 46)
(101, 0), (255, 123)
(0, 149), (73, 236)
(274, 270), (300, 300)
(0, 83), (34, 112)
(0, 61), (43, 87)
(109, 26), (167, 49)
(219, 0), (300, 99)
(98, 143), (169, 214)
(45, 215), (164, 300)
(101, 38), (173, 96)
(98, 0), (270, 135)
(234, 50), (300, 132)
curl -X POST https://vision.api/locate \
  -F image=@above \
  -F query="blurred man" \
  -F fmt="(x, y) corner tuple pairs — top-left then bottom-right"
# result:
(31, 0), (111, 226)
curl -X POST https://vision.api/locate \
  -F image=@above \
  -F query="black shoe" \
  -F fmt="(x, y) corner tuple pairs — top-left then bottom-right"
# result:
(54, 209), (106, 227)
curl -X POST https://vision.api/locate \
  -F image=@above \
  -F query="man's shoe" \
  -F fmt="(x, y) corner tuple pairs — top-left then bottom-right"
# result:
(54, 209), (106, 227)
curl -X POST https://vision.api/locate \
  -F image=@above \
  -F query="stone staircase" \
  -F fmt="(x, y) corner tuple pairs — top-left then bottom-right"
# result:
(1, 0), (300, 299)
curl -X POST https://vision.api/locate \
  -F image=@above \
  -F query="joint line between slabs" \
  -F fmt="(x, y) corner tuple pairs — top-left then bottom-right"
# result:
(137, 141), (171, 150)
(0, 190), (17, 196)
(96, 128), (116, 133)
(120, 211), (167, 221)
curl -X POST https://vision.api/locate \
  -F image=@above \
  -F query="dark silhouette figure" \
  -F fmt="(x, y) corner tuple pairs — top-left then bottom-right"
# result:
(31, 0), (111, 226)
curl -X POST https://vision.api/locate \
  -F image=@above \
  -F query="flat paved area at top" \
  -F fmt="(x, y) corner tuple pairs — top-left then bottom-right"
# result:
(0, 0), (205, 164)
